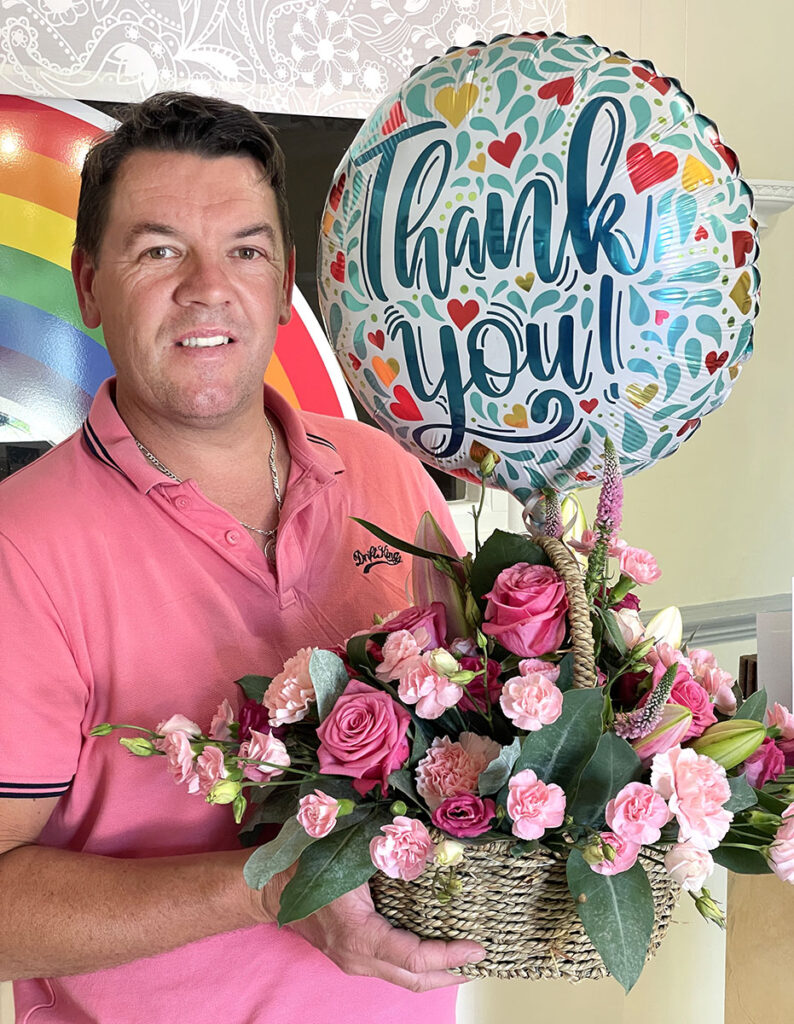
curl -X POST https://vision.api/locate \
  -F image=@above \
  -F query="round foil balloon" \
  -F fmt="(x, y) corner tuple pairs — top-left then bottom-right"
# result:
(317, 33), (758, 503)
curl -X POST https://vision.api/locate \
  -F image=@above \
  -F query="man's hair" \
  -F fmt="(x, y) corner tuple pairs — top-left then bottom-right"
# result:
(75, 91), (293, 260)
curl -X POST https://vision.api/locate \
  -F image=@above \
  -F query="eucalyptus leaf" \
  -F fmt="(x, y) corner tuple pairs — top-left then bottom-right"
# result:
(469, 530), (549, 607)
(277, 807), (393, 923)
(350, 517), (461, 565)
(555, 652), (575, 693)
(566, 848), (654, 992)
(309, 649), (351, 721)
(512, 688), (604, 790)
(388, 767), (421, 804)
(601, 608), (628, 656)
(712, 840), (771, 875)
(235, 674), (271, 703)
(724, 773), (757, 814)
(754, 787), (789, 815)
(243, 816), (317, 890)
(735, 688), (768, 722)
(567, 732), (642, 828)
(479, 738), (521, 796)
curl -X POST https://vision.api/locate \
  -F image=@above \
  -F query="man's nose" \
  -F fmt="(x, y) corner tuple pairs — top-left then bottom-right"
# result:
(173, 253), (232, 305)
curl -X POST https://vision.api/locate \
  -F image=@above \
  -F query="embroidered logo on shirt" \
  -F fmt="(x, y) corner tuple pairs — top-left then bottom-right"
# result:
(352, 544), (402, 574)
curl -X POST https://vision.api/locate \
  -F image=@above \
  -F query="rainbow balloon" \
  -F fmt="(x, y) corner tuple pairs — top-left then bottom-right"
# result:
(0, 95), (353, 445)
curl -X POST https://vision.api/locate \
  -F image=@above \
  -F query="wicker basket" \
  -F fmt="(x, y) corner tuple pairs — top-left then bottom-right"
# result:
(369, 533), (680, 981)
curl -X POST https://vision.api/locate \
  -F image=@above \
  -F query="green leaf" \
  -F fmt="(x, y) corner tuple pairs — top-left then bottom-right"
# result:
(350, 517), (461, 565)
(566, 848), (654, 992)
(409, 721), (430, 767)
(512, 689), (604, 790)
(712, 839), (772, 874)
(555, 652), (575, 693)
(724, 773), (757, 814)
(754, 787), (789, 814)
(735, 688), (768, 722)
(469, 530), (549, 606)
(243, 816), (317, 890)
(277, 807), (393, 923)
(567, 732), (642, 828)
(478, 738), (521, 796)
(309, 649), (350, 721)
(387, 767), (421, 804)
(346, 631), (381, 675)
(235, 674), (271, 703)
(601, 608), (628, 656)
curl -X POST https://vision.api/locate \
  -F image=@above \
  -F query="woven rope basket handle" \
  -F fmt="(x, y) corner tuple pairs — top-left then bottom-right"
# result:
(532, 535), (597, 689)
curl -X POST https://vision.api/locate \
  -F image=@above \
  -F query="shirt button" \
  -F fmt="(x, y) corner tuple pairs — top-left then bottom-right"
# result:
(225, 530), (240, 545)
(175, 496), (190, 511)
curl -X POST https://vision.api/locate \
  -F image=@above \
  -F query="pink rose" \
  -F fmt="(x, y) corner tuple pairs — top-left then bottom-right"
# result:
(605, 781), (672, 845)
(432, 793), (496, 837)
(619, 546), (661, 585)
(376, 630), (424, 681)
(161, 730), (200, 794)
(482, 563), (568, 658)
(237, 699), (274, 743)
(398, 658), (462, 719)
(239, 729), (290, 782)
(196, 744), (228, 797)
(614, 607), (645, 648)
(415, 732), (501, 810)
(316, 680), (410, 796)
(456, 656), (502, 713)
(589, 831), (641, 875)
(382, 603), (447, 650)
(370, 816), (436, 881)
(297, 790), (341, 838)
(664, 841), (715, 891)
(506, 768), (566, 840)
(499, 672), (563, 732)
(263, 647), (316, 726)
(208, 699), (234, 741)
(651, 746), (732, 850)
(769, 816), (794, 883)
(742, 737), (786, 788)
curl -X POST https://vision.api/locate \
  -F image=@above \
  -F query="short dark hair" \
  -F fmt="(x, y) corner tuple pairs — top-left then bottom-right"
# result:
(75, 91), (293, 261)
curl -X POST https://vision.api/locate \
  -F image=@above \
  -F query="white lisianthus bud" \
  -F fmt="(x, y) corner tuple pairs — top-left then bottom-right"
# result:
(428, 648), (460, 677)
(435, 839), (465, 867)
(645, 606), (683, 649)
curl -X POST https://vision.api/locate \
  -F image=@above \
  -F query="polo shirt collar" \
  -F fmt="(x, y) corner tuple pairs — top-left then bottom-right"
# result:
(81, 377), (346, 493)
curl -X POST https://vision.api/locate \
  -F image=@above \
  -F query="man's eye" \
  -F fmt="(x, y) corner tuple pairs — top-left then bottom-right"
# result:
(236, 247), (263, 261)
(145, 246), (176, 260)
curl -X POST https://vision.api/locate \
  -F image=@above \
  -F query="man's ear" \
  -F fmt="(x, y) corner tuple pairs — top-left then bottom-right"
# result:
(71, 248), (102, 329)
(278, 247), (296, 326)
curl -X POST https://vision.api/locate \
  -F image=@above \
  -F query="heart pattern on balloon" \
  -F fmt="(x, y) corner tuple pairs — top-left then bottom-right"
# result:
(390, 385), (423, 421)
(626, 143), (678, 193)
(626, 383), (658, 408)
(434, 84), (479, 127)
(447, 298), (479, 330)
(488, 133), (521, 168)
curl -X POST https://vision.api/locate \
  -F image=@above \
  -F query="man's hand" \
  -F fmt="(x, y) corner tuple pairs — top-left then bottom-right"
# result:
(287, 883), (486, 992)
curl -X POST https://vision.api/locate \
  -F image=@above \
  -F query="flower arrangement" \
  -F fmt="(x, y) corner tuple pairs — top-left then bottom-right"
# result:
(93, 440), (794, 992)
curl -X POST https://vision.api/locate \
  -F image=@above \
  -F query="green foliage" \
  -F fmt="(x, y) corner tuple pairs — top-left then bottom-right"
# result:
(469, 530), (549, 610)
(243, 816), (317, 890)
(350, 516), (461, 565)
(712, 840), (772, 875)
(309, 649), (350, 721)
(511, 688), (604, 790)
(724, 773), (757, 814)
(735, 688), (768, 722)
(567, 732), (642, 828)
(478, 738), (521, 796)
(235, 674), (271, 703)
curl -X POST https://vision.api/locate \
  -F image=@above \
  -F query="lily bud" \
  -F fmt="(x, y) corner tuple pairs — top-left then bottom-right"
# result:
(411, 512), (468, 640)
(207, 779), (242, 805)
(690, 719), (766, 770)
(645, 606), (683, 650)
(428, 648), (460, 677)
(435, 839), (465, 867)
(694, 888), (726, 928)
(632, 704), (693, 764)
(119, 737), (157, 757)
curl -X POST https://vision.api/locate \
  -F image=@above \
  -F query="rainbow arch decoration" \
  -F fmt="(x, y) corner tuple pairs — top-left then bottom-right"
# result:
(0, 95), (354, 445)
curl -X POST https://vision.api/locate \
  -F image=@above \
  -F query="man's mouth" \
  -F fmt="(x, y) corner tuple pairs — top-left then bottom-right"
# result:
(178, 335), (233, 348)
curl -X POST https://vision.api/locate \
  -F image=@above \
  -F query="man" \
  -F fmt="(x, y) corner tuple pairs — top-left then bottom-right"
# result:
(0, 93), (483, 1023)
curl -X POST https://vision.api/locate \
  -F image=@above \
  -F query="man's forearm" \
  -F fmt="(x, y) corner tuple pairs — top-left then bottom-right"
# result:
(0, 844), (269, 980)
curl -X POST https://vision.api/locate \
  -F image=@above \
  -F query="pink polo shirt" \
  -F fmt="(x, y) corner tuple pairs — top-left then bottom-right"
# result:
(0, 380), (460, 1024)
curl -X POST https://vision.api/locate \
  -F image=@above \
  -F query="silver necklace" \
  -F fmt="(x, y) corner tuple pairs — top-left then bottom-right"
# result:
(133, 416), (283, 555)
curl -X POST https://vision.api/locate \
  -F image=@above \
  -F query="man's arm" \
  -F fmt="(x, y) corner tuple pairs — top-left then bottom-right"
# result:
(0, 798), (483, 990)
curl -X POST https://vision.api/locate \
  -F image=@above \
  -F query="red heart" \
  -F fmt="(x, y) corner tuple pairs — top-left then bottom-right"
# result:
(579, 398), (598, 414)
(367, 329), (385, 349)
(575, 471), (597, 482)
(390, 385), (423, 421)
(538, 76), (575, 105)
(732, 230), (754, 267)
(447, 298), (479, 331)
(329, 173), (346, 211)
(381, 101), (406, 135)
(676, 418), (701, 437)
(330, 252), (346, 282)
(348, 353), (361, 370)
(631, 66), (671, 95)
(654, 310), (669, 326)
(705, 350), (728, 375)
(694, 226), (708, 241)
(626, 143), (678, 194)
(487, 132), (521, 168)
(711, 136), (737, 173)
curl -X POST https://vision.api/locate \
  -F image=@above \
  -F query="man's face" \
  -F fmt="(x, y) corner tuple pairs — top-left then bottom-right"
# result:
(73, 149), (294, 430)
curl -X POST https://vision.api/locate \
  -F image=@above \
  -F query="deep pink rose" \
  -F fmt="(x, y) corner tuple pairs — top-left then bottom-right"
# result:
(237, 699), (273, 743)
(457, 656), (502, 713)
(642, 657), (716, 740)
(742, 737), (786, 789)
(590, 831), (641, 875)
(316, 680), (410, 796)
(382, 603), (447, 650)
(431, 793), (496, 837)
(482, 563), (568, 658)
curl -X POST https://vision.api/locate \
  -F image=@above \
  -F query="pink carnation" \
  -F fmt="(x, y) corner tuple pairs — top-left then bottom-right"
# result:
(263, 647), (316, 726)
(482, 563), (568, 658)
(431, 793), (496, 837)
(376, 629), (424, 681)
(208, 699), (234, 741)
(743, 737), (786, 788)
(370, 816), (436, 881)
(605, 782), (672, 845)
(589, 831), (641, 875)
(619, 546), (661, 584)
(398, 657), (463, 719)
(415, 733), (501, 810)
(499, 671), (563, 732)
(239, 729), (290, 782)
(297, 790), (341, 838)
(506, 768), (566, 841)
(651, 745), (732, 850)
(769, 815), (794, 883)
(161, 730), (200, 794)
(196, 744), (228, 797)
(664, 841), (715, 891)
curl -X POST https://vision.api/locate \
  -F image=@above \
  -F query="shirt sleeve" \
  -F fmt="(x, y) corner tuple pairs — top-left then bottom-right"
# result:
(0, 532), (87, 798)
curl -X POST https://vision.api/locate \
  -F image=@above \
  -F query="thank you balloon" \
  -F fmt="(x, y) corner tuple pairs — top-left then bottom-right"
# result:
(318, 33), (758, 504)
